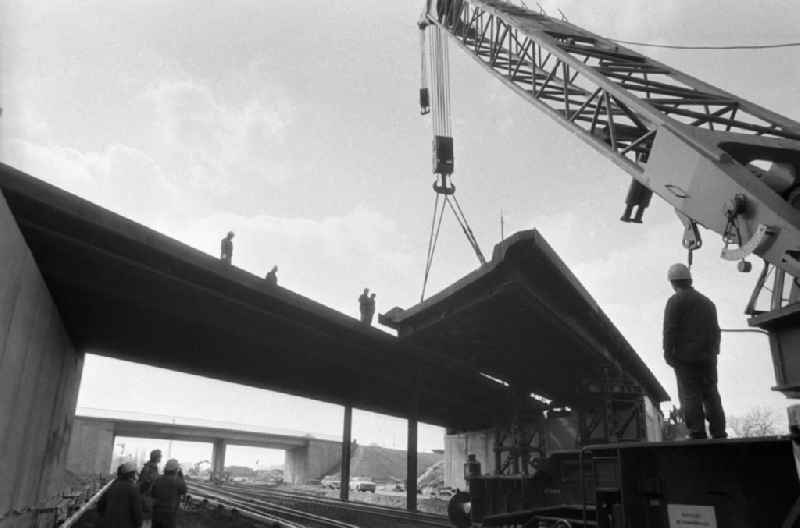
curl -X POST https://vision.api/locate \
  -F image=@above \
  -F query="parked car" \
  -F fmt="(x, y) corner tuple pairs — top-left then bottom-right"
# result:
(349, 478), (376, 492)
(321, 476), (340, 489)
(437, 488), (455, 499)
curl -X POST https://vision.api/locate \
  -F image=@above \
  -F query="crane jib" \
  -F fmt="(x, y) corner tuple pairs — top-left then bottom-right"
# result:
(422, 0), (800, 285)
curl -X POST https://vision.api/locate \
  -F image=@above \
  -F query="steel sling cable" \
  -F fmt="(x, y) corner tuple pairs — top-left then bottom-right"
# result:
(421, 194), (448, 301)
(449, 193), (486, 264)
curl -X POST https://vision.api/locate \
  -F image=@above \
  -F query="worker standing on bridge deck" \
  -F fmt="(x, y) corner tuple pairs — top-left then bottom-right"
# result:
(138, 449), (161, 527)
(366, 292), (377, 325)
(220, 231), (234, 264)
(97, 461), (143, 528)
(663, 263), (727, 440)
(150, 459), (187, 528)
(265, 265), (278, 285)
(359, 288), (371, 324)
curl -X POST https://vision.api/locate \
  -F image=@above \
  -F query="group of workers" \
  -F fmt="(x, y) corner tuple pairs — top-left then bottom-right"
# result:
(97, 449), (187, 528)
(222, 231), (379, 326)
(220, 231), (279, 285)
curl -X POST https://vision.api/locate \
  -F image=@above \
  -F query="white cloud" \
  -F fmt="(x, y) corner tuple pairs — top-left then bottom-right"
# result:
(143, 80), (293, 189)
(154, 205), (418, 319)
(1, 138), (184, 224)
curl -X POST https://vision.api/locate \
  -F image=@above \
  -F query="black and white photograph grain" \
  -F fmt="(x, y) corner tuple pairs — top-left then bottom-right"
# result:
(1, 1), (800, 527)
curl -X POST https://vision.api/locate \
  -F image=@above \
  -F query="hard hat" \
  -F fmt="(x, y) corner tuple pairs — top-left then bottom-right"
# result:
(120, 461), (137, 475)
(667, 263), (692, 282)
(164, 459), (180, 472)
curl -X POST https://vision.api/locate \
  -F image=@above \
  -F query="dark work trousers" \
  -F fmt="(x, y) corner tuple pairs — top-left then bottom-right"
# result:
(152, 513), (177, 528)
(674, 358), (726, 439)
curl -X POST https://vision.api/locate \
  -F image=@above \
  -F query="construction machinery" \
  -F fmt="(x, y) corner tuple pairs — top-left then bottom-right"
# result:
(416, 1), (800, 526)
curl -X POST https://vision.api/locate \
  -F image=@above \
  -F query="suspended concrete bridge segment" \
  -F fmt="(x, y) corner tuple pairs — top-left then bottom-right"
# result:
(67, 410), (342, 484)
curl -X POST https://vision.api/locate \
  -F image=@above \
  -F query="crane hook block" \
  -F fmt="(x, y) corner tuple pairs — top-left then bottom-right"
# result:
(420, 88), (430, 115)
(433, 135), (454, 175)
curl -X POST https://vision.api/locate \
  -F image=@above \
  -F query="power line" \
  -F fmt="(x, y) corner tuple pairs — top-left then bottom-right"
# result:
(610, 38), (800, 50)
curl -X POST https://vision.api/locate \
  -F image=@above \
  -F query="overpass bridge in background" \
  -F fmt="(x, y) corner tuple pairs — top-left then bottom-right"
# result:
(67, 409), (341, 484)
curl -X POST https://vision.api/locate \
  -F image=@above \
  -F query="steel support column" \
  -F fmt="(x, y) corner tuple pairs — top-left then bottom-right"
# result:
(407, 417), (418, 511)
(339, 404), (352, 501)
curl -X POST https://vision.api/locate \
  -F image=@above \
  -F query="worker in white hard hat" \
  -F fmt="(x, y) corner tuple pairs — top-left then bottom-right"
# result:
(663, 263), (726, 439)
(97, 461), (143, 528)
(150, 458), (187, 528)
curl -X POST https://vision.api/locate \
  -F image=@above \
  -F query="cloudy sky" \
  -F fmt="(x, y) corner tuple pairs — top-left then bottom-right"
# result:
(2, 0), (800, 465)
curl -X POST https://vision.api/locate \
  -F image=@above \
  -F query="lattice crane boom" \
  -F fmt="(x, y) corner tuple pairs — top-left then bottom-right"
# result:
(422, 0), (800, 283)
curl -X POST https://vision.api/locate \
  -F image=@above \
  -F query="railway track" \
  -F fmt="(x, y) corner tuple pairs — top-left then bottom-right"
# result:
(188, 481), (358, 528)
(187, 481), (451, 528)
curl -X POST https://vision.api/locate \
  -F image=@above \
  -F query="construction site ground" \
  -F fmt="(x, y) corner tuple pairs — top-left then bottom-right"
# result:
(284, 483), (449, 515)
(73, 505), (267, 528)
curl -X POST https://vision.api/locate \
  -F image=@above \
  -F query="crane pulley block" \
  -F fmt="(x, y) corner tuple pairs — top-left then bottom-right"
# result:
(433, 135), (454, 175)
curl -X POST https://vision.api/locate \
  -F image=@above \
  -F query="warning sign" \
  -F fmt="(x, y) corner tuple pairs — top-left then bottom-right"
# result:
(667, 504), (717, 528)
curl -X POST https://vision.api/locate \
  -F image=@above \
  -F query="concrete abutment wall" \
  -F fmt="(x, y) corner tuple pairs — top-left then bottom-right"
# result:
(66, 419), (115, 476)
(284, 440), (342, 484)
(0, 192), (84, 528)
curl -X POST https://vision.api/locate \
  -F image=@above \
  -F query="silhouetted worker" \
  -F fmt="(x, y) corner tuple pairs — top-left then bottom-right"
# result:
(358, 288), (370, 324)
(265, 265), (278, 286)
(220, 231), (234, 264)
(365, 293), (376, 325)
(663, 263), (726, 439)
(138, 449), (161, 527)
(150, 459), (187, 528)
(97, 461), (143, 528)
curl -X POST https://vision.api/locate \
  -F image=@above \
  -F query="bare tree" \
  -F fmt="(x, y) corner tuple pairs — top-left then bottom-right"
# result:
(729, 407), (779, 438)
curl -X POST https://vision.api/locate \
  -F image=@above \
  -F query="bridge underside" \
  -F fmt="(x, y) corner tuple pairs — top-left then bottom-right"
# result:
(0, 163), (509, 431)
(380, 230), (668, 406)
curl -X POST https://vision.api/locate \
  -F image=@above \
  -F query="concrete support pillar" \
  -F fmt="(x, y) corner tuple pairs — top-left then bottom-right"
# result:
(339, 404), (352, 501)
(0, 191), (84, 525)
(407, 417), (418, 512)
(211, 439), (226, 480)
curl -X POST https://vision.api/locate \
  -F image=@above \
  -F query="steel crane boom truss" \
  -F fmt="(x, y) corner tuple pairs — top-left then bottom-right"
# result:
(428, 0), (800, 279)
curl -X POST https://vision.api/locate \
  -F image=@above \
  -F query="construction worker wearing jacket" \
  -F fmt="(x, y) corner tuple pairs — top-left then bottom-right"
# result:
(150, 459), (187, 528)
(663, 263), (727, 439)
(138, 449), (161, 526)
(97, 461), (143, 528)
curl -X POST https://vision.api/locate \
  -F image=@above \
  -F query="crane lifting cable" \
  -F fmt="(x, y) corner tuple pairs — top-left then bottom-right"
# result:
(418, 23), (430, 115)
(418, 6), (486, 301)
